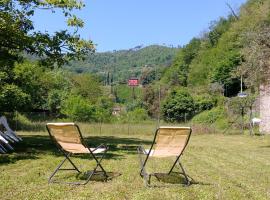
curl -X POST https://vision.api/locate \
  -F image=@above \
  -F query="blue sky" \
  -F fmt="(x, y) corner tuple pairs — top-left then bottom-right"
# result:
(32, 0), (247, 52)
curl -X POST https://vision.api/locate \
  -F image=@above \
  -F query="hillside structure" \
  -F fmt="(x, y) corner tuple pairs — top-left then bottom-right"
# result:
(259, 83), (270, 133)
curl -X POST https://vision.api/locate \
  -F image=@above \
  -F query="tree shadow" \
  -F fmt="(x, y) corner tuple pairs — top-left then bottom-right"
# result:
(0, 153), (38, 165)
(259, 145), (270, 148)
(0, 135), (152, 165)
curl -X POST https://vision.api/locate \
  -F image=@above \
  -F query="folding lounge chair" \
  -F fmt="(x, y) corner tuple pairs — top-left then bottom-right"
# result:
(46, 123), (109, 185)
(0, 133), (14, 151)
(138, 126), (192, 186)
(0, 116), (22, 142)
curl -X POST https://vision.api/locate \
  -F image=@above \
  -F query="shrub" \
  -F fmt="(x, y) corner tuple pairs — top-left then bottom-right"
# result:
(47, 90), (67, 114)
(61, 95), (96, 122)
(162, 88), (194, 122)
(0, 84), (31, 111)
(194, 94), (217, 114)
(95, 107), (112, 123)
(192, 106), (225, 124)
(126, 100), (144, 112)
(128, 108), (149, 122)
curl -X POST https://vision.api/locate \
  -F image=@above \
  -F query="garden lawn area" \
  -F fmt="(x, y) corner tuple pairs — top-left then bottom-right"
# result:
(1, 123), (270, 200)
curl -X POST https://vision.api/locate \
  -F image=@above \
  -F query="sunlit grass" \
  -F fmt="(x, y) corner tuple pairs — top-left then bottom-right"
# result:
(1, 124), (270, 199)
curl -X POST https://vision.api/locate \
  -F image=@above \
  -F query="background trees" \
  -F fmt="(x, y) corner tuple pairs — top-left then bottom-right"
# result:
(0, 0), (94, 67)
(0, 0), (94, 113)
(1, 0), (270, 125)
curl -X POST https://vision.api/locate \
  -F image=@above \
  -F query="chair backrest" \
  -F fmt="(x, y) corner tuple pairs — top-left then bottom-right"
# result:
(151, 126), (191, 157)
(46, 123), (85, 152)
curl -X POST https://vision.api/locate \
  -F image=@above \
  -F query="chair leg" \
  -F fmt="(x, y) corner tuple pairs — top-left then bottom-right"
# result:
(137, 146), (151, 187)
(168, 157), (190, 186)
(168, 156), (180, 174)
(178, 160), (190, 185)
(82, 149), (109, 185)
(49, 150), (110, 185)
(49, 153), (80, 184)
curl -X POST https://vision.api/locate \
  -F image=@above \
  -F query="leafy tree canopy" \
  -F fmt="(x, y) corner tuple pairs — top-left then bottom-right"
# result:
(0, 0), (94, 68)
(162, 88), (194, 122)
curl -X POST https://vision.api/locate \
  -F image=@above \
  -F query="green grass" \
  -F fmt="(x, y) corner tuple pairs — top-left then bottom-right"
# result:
(1, 123), (270, 200)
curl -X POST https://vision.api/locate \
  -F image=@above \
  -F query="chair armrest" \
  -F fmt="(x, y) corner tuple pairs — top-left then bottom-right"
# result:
(92, 143), (109, 152)
(138, 146), (147, 155)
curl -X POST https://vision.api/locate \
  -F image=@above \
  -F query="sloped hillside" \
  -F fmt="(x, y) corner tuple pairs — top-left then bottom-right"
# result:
(66, 45), (179, 82)
(162, 0), (270, 97)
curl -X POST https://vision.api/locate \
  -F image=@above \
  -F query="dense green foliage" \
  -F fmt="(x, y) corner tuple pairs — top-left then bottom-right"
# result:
(0, 0), (94, 114)
(61, 94), (96, 122)
(0, 0), (94, 67)
(161, 38), (201, 86)
(162, 89), (194, 122)
(192, 106), (225, 124)
(160, 0), (270, 123)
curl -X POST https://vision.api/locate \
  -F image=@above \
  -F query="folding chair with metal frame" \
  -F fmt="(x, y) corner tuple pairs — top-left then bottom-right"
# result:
(137, 126), (192, 187)
(46, 123), (109, 185)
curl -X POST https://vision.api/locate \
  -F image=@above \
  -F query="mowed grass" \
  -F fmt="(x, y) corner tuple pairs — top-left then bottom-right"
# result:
(1, 123), (270, 200)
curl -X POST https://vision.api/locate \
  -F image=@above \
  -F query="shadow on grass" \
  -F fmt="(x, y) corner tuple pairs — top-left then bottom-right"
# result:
(146, 172), (212, 188)
(259, 145), (270, 148)
(0, 135), (152, 165)
(0, 153), (38, 165)
(154, 172), (189, 184)
(85, 136), (152, 154)
(79, 171), (122, 182)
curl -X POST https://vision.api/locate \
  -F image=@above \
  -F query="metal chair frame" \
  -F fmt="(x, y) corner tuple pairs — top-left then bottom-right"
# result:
(137, 127), (192, 187)
(46, 123), (109, 185)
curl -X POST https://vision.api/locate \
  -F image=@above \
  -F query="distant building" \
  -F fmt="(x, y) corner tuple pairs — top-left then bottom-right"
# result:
(112, 106), (122, 116)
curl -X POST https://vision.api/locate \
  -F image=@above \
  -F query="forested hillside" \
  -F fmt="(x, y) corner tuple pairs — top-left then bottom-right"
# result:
(160, 0), (270, 125)
(66, 45), (179, 83)
(163, 0), (270, 93)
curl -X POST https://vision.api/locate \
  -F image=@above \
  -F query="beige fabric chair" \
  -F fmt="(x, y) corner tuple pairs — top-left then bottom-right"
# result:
(46, 123), (109, 185)
(138, 126), (192, 186)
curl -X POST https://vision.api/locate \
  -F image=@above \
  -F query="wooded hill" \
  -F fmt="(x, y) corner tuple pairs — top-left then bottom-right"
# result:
(159, 0), (270, 124)
(162, 0), (270, 96)
(65, 45), (179, 83)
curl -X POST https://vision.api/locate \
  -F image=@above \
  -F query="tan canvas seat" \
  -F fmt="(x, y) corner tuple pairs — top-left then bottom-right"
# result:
(57, 142), (106, 154)
(138, 126), (192, 186)
(46, 123), (109, 185)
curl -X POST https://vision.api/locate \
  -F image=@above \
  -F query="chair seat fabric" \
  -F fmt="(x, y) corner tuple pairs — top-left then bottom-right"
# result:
(144, 149), (180, 158)
(58, 142), (106, 154)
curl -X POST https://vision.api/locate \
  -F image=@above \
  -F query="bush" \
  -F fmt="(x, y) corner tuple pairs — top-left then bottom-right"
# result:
(112, 108), (149, 123)
(126, 100), (144, 112)
(162, 88), (194, 122)
(47, 90), (67, 114)
(192, 106), (225, 124)
(61, 95), (96, 122)
(128, 108), (149, 122)
(95, 97), (113, 122)
(194, 94), (217, 114)
(95, 107), (112, 123)
(0, 84), (31, 111)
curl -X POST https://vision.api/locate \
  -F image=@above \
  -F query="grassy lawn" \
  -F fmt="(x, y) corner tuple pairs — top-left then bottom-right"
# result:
(1, 123), (270, 200)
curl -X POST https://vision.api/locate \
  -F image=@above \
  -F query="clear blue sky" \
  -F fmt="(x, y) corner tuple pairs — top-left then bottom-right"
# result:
(32, 0), (247, 52)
